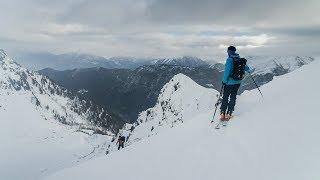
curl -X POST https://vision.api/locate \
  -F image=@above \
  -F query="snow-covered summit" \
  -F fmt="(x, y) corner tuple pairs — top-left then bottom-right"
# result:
(140, 73), (215, 124)
(124, 73), (217, 144)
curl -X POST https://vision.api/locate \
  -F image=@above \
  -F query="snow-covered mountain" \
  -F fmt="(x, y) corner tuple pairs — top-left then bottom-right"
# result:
(13, 51), (212, 71)
(238, 56), (314, 93)
(245, 56), (314, 75)
(152, 56), (210, 67)
(0, 49), (121, 180)
(131, 74), (216, 139)
(46, 59), (320, 180)
(212, 56), (314, 74)
(0, 50), (122, 132)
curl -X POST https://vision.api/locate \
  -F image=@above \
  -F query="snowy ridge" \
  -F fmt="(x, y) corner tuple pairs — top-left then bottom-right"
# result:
(130, 73), (217, 140)
(46, 60), (320, 180)
(0, 50), (113, 131)
(246, 56), (314, 75)
(102, 73), (218, 154)
(0, 50), (114, 180)
(0, 54), (84, 125)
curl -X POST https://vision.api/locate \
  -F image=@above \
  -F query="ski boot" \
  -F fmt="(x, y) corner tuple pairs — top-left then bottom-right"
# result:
(224, 111), (233, 124)
(220, 113), (226, 121)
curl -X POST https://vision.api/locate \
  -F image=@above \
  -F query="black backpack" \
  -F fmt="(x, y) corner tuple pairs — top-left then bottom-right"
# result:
(231, 57), (247, 80)
(120, 136), (126, 141)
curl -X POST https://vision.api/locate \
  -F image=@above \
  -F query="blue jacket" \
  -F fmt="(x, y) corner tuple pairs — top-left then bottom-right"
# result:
(222, 52), (253, 85)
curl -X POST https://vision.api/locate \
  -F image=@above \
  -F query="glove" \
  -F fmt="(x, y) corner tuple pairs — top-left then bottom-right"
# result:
(222, 82), (226, 86)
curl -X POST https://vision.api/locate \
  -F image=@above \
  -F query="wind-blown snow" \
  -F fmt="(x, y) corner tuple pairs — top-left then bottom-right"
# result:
(46, 59), (320, 180)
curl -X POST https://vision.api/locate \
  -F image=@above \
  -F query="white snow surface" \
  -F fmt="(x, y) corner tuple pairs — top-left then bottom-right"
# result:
(0, 50), (111, 180)
(45, 60), (320, 180)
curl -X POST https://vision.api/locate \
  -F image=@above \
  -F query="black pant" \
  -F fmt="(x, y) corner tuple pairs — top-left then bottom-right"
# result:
(118, 142), (124, 150)
(220, 84), (240, 114)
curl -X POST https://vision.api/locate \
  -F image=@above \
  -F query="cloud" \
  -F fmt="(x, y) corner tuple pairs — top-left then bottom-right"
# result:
(145, 0), (320, 27)
(0, 0), (319, 58)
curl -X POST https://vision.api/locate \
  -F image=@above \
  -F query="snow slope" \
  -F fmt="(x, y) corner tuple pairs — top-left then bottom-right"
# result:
(0, 50), (113, 180)
(45, 59), (320, 180)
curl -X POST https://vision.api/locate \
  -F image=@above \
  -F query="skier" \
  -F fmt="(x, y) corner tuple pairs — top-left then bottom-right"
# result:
(117, 135), (126, 150)
(220, 46), (254, 121)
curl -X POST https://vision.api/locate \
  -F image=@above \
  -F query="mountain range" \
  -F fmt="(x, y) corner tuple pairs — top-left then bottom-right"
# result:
(11, 51), (211, 71)
(39, 64), (222, 123)
(39, 55), (314, 124)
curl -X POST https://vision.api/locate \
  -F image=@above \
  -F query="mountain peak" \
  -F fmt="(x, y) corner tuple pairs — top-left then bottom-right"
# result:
(0, 49), (8, 60)
(133, 73), (217, 136)
(165, 73), (196, 89)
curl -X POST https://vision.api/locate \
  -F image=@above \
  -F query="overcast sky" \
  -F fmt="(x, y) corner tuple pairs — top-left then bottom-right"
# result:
(0, 0), (319, 59)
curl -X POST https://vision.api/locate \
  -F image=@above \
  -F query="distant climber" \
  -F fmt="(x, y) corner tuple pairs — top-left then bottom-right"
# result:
(117, 135), (126, 150)
(130, 125), (135, 133)
(220, 46), (254, 121)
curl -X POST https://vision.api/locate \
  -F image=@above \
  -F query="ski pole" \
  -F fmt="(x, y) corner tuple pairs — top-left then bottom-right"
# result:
(249, 74), (263, 99)
(211, 84), (224, 123)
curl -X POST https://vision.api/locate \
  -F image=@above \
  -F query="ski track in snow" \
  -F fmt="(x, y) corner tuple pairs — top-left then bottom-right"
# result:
(44, 60), (320, 180)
